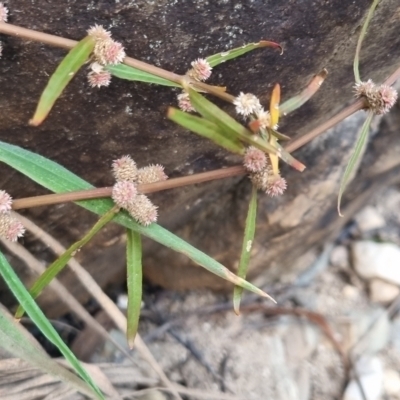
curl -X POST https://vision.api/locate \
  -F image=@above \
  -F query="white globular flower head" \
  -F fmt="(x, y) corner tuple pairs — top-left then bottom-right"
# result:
(234, 92), (262, 117)
(0, 3), (8, 22)
(137, 165), (168, 184)
(0, 213), (25, 242)
(94, 38), (125, 65)
(112, 181), (138, 209)
(250, 167), (271, 191)
(0, 190), (12, 213)
(354, 80), (398, 115)
(87, 24), (111, 41)
(177, 92), (195, 112)
(127, 194), (158, 226)
(88, 69), (112, 88)
(187, 58), (212, 82)
(112, 155), (138, 182)
(243, 146), (267, 173)
(266, 174), (287, 197)
(256, 109), (271, 129)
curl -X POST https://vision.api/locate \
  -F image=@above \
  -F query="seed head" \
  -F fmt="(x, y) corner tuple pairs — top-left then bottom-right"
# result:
(88, 69), (112, 88)
(112, 181), (138, 209)
(87, 24), (111, 41)
(354, 80), (398, 115)
(0, 3), (8, 22)
(0, 190), (12, 213)
(127, 194), (158, 226)
(112, 155), (138, 182)
(234, 93), (262, 117)
(266, 174), (287, 197)
(0, 213), (25, 242)
(94, 39), (125, 65)
(137, 164), (168, 184)
(177, 92), (195, 112)
(256, 109), (271, 129)
(187, 58), (212, 82)
(243, 146), (267, 173)
(250, 167), (271, 191)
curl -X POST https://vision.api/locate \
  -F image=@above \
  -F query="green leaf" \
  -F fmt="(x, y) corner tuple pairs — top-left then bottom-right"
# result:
(0, 141), (272, 299)
(167, 107), (245, 154)
(15, 206), (119, 319)
(206, 40), (283, 68)
(126, 229), (142, 349)
(0, 251), (104, 399)
(107, 64), (180, 87)
(337, 112), (373, 216)
(30, 36), (95, 126)
(354, 0), (380, 83)
(186, 86), (306, 171)
(0, 305), (96, 398)
(280, 69), (328, 116)
(233, 187), (267, 314)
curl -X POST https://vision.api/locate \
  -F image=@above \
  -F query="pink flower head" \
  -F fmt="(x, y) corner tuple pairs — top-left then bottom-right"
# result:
(377, 84), (398, 114)
(112, 181), (138, 209)
(188, 58), (212, 82)
(0, 213), (25, 242)
(177, 92), (195, 112)
(88, 69), (111, 88)
(0, 190), (12, 213)
(266, 175), (287, 197)
(112, 155), (138, 182)
(0, 3), (8, 22)
(234, 92), (262, 117)
(137, 164), (168, 184)
(127, 194), (158, 226)
(243, 146), (267, 173)
(87, 24), (111, 41)
(94, 39), (125, 65)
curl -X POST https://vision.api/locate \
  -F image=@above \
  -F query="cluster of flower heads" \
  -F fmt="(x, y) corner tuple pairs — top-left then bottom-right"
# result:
(243, 146), (287, 197)
(0, 190), (25, 242)
(111, 156), (168, 226)
(86, 25), (126, 88)
(233, 92), (273, 129)
(354, 80), (398, 115)
(0, 2), (9, 58)
(177, 58), (213, 112)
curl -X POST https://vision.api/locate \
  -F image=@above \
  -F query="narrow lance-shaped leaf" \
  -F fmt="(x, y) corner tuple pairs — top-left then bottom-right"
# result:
(233, 187), (270, 314)
(30, 36), (95, 126)
(280, 69), (327, 116)
(354, 0), (380, 83)
(0, 251), (104, 399)
(107, 64), (180, 87)
(0, 306), (97, 398)
(186, 85), (306, 171)
(126, 229), (142, 349)
(167, 107), (245, 155)
(15, 206), (119, 319)
(268, 83), (281, 175)
(0, 141), (273, 299)
(337, 112), (374, 216)
(206, 40), (283, 68)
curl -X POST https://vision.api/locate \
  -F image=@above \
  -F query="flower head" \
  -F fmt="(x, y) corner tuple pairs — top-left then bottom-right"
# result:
(256, 109), (271, 129)
(234, 93), (262, 117)
(354, 80), (398, 115)
(0, 190), (12, 213)
(137, 164), (168, 184)
(112, 181), (138, 209)
(250, 167), (271, 191)
(87, 24), (111, 41)
(0, 3), (8, 22)
(187, 58), (212, 82)
(127, 194), (158, 226)
(265, 174), (287, 197)
(0, 213), (25, 242)
(177, 92), (195, 112)
(112, 155), (138, 182)
(88, 69), (111, 88)
(243, 146), (267, 173)
(94, 39), (125, 65)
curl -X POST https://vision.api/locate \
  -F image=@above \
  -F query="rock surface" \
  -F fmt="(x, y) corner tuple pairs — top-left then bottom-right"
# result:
(1, 0), (400, 315)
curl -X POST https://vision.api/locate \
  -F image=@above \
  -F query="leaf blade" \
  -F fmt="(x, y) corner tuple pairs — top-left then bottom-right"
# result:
(126, 229), (142, 349)
(337, 112), (373, 216)
(30, 36), (95, 126)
